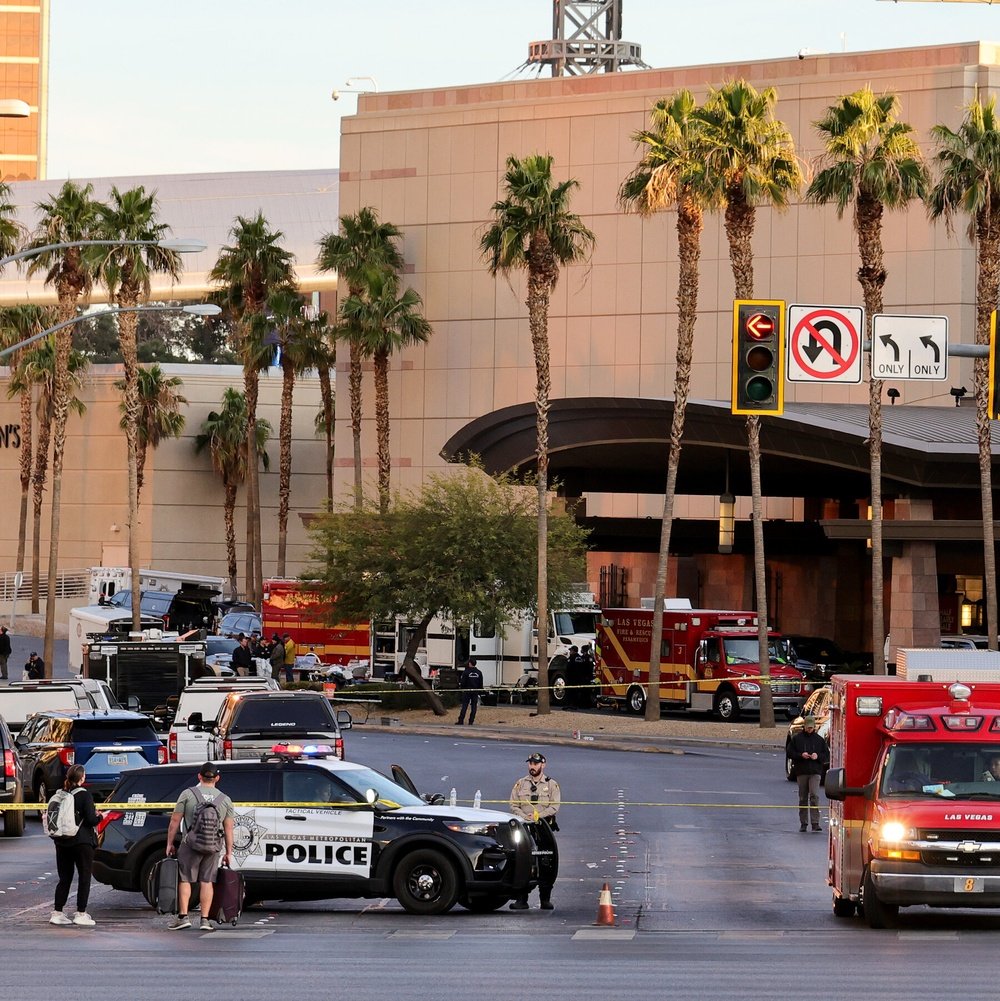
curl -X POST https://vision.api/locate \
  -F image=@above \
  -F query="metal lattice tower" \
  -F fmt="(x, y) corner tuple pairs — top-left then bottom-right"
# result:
(527, 1), (648, 76)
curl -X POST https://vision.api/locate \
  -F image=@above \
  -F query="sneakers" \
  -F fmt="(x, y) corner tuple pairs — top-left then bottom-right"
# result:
(540, 900), (554, 910)
(799, 824), (808, 832)
(168, 914), (191, 930)
(49, 911), (73, 926)
(509, 900), (529, 910)
(812, 826), (822, 832)
(199, 918), (215, 932)
(72, 912), (96, 927)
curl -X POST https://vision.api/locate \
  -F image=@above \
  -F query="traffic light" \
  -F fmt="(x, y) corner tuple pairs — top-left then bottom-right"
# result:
(731, 300), (784, 416)
(990, 310), (1000, 420)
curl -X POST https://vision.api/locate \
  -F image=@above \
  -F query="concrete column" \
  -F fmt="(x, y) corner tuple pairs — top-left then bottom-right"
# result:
(887, 497), (940, 665)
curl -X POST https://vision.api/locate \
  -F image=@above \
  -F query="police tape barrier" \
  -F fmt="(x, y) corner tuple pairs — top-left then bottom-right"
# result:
(0, 799), (818, 812)
(363, 676), (807, 696)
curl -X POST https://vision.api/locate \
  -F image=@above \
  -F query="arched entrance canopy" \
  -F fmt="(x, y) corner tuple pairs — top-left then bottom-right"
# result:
(442, 398), (993, 500)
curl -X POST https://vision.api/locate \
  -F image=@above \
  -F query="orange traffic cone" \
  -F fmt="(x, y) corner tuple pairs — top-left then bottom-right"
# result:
(594, 882), (616, 926)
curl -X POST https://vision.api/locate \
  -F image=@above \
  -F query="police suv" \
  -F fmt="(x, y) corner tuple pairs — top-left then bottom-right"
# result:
(93, 747), (537, 915)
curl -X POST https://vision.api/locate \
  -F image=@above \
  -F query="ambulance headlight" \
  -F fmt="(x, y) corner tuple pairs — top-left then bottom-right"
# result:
(879, 821), (907, 844)
(737, 681), (761, 694)
(445, 822), (499, 836)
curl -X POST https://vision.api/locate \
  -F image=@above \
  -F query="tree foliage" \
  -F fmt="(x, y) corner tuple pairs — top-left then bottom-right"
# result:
(305, 466), (589, 634)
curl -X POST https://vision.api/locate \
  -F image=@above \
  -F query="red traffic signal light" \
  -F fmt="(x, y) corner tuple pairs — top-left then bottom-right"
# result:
(732, 300), (784, 416)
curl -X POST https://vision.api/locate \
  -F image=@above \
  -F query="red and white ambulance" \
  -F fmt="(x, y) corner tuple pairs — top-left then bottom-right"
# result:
(825, 652), (1000, 927)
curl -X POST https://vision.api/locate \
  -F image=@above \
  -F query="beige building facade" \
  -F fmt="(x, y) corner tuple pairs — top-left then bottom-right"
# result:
(0, 0), (47, 180)
(333, 41), (1000, 647)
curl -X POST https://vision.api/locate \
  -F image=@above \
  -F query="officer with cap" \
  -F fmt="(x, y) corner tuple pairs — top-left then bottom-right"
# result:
(456, 657), (484, 725)
(788, 714), (829, 832)
(509, 752), (561, 909)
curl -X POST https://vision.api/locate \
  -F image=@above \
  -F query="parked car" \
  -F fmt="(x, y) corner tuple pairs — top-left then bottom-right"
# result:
(941, 634), (989, 650)
(94, 751), (538, 915)
(784, 685), (832, 780)
(0, 712), (24, 837)
(103, 586), (219, 634)
(166, 678), (280, 762)
(0, 682), (109, 734)
(205, 636), (239, 674)
(15, 709), (167, 804)
(218, 611), (263, 638)
(782, 635), (871, 683)
(204, 690), (353, 761)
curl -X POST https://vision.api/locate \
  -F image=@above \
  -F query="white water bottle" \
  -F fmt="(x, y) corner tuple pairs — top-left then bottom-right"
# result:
(473, 789), (482, 809)
(449, 787), (457, 806)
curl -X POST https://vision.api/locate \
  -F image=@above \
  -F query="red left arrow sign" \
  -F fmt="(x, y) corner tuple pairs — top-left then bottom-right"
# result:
(746, 312), (774, 339)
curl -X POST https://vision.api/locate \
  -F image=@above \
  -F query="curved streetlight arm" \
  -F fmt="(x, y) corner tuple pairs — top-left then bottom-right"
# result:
(0, 237), (207, 270)
(0, 303), (221, 360)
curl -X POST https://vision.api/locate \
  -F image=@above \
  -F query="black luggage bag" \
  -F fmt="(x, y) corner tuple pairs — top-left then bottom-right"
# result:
(212, 864), (245, 925)
(149, 857), (179, 915)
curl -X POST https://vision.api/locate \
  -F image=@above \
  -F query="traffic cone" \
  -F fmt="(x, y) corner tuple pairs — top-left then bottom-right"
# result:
(594, 882), (615, 926)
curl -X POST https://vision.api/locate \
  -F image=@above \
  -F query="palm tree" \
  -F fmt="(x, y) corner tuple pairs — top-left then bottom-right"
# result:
(619, 89), (716, 721)
(299, 309), (336, 506)
(195, 388), (271, 599)
(97, 185), (182, 632)
(808, 87), (929, 673)
(928, 93), (1000, 651)
(1, 305), (56, 577)
(317, 208), (405, 509)
(696, 80), (804, 728)
(25, 180), (102, 673)
(15, 338), (87, 616)
(114, 363), (187, 503)
(481, 154), (595, 715)
(210, 212), (296, 604)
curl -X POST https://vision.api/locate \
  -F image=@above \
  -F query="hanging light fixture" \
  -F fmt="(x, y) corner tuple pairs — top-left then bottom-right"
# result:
(719, 453), (734, 554)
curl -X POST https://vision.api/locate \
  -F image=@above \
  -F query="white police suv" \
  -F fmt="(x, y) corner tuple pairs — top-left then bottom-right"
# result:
(93, 746), (537, 915)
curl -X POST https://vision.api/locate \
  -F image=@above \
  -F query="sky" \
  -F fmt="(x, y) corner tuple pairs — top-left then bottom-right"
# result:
(44, 0), (1000, 179)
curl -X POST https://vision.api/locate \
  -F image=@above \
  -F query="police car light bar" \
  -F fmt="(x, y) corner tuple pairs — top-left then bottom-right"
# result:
(268, 743), (336, 757)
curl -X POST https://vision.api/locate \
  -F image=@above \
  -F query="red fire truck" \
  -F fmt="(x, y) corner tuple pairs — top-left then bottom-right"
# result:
(596, 606), (807, 720)
(825, 658), (1000, 928)
(261, 579), (369, 666)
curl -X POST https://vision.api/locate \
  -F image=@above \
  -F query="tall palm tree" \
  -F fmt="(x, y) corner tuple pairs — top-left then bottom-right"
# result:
(15, 338), (87, 616)
(252, 288), (311, 576)
(340, 269), (432, 514)
(619, 89), (716, 721)
(1, 305), (55, 577)
(25, 180), (102, 673)
(114, 363), (187, 503)
(317, 208), (405, 509)
(929, 93), (1000, 651)
(210, 212), (295, 604)
(195, 388), (271, 600)
(97, 185), (182, 631)
(696, 80), (804, 728)
(808, 87), (929, 673)
(299, 309), (336, 506)
(480, 154), (595, 715)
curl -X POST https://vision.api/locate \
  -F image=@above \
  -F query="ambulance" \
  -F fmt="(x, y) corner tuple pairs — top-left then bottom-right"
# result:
(596, 606), (808, 719)
(825, 652), (1000, 927)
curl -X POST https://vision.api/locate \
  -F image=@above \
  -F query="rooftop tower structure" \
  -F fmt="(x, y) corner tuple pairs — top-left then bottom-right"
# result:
(527, 0), (648, 76)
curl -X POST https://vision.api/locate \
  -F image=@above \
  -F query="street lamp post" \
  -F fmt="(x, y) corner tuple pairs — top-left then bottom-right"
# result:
(0, 235), (207, 674)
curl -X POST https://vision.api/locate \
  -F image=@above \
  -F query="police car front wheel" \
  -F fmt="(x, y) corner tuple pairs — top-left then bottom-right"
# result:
(392, 849), (460, 915)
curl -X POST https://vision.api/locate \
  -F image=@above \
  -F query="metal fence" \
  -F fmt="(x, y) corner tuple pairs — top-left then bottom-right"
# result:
(0, 568), (90, 602)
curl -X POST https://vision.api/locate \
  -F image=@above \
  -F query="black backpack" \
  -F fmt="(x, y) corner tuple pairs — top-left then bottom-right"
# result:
(184, 793), (224, 854)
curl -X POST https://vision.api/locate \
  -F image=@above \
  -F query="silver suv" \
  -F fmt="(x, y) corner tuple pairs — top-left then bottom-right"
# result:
(205, 690), (352, 761)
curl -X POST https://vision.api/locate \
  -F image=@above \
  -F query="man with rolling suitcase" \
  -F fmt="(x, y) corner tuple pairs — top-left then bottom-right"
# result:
(163, 763), (235, 932)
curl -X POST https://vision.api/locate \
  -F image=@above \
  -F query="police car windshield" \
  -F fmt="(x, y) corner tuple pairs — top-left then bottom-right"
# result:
(882, 743), (1000, 798)
(334, 767), (424, 808)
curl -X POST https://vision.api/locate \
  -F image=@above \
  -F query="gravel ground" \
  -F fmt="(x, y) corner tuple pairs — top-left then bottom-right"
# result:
(366, 700), (788, 749)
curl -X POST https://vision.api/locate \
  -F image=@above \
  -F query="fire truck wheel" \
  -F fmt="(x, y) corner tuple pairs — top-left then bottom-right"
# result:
(713, 689), (741, 722)
(832, 894), (856, 918)
(626, 685), (646, 714)
(862, 869), (898, 928)
(549, 670), (567, 704)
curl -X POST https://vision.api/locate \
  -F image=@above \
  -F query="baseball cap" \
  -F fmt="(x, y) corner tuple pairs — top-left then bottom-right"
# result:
(199, 763), (220, 778)
(468, 657), (477, 666)
(803, 715), (817, 727)
(526, 753), (546, 764)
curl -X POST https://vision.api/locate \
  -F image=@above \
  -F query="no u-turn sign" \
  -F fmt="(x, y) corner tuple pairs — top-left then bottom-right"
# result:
(786, 304), (864, 384)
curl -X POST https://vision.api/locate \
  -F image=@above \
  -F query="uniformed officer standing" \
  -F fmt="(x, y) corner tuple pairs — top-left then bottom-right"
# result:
(455, 657), (484, 725)
(509, 752), (561, 910)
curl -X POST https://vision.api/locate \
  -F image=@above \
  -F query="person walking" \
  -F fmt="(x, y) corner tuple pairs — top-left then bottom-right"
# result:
(283, 633), (296, 684)
(164, 763), (235, 932)
(0, 625), (9, 681)
(49, 764), (101, 927)
(788, 715), (829, 832)
(455, 657), (484, 725)
(508, 752), (561, 910)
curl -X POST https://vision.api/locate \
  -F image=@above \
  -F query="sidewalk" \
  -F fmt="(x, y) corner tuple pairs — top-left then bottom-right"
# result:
(360, 701), (789, 753)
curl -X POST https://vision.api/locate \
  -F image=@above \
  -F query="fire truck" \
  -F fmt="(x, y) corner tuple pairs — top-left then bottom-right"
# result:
(824, 652), (1000, 928)
(261, 579), (369, 666)
(595, 606), (807, 720)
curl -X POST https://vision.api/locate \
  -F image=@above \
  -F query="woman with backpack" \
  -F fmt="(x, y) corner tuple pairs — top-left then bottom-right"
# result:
(49, 764), (101, 927)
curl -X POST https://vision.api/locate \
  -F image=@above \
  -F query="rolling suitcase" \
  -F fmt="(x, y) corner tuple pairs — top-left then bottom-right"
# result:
(212, 864), (245, 925)
(150, 856), (179, 915)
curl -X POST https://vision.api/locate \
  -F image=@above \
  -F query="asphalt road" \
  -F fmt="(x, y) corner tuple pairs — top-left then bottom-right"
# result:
(3, 731), (999, 1001)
